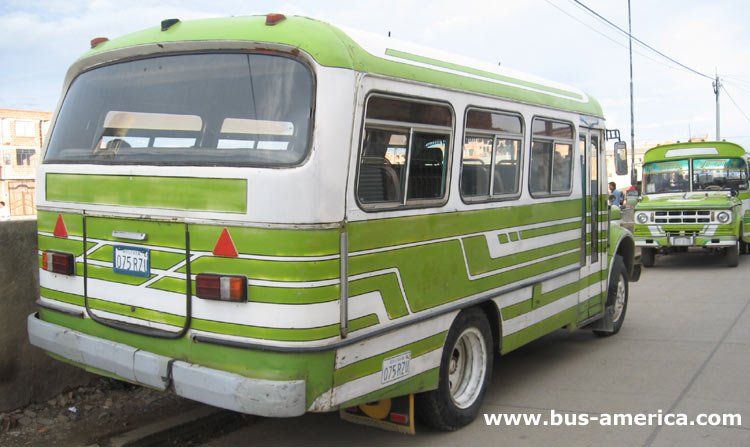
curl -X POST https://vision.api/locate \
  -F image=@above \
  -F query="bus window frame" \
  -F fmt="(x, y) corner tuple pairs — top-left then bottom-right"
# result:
(355, 93), (455, 212)
(459, 106), (525, 204)
(528, 116), (575, 198)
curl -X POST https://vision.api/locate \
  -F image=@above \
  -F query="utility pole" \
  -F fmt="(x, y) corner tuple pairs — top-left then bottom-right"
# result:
(712, 70), (721, 141)
(628, 0), (636, 186)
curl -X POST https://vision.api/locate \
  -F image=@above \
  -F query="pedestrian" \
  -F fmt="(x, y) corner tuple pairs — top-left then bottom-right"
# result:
(608, 182), (623, 208)
(0, 201), (9, 220)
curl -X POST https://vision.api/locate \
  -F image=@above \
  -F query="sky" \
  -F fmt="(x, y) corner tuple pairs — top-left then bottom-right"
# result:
(1, 0), (750, 150)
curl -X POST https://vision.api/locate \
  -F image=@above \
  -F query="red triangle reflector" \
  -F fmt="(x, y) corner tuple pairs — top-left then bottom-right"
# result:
(212, 228), (238, 257)
(53, 214), (69, 238)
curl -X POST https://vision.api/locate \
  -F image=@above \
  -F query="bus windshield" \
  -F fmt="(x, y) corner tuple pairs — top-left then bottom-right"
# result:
(692, 158), (748, 191)
(643, 159), (689, 194)
(45, 53), (313, 166)
(643, 158), (748, 194)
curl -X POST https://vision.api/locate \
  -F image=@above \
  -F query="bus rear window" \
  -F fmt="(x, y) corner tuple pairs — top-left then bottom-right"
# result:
(45, 53), (313, 166)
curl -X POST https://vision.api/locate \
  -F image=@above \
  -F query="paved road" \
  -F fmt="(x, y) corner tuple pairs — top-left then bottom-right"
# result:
(203, 250), (750, 447)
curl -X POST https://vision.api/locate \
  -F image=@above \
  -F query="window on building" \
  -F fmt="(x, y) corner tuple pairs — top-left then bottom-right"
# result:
(461, 109), (523, 200)
(16, 149), (36, 166)
(529, 118), (573, 196)
(356, 95), (452, 209)
(15, 120), (36, 137)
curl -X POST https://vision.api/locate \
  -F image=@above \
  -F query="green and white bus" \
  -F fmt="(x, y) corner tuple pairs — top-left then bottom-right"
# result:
(634, 141), (750, 267)
(28, 14), (638, 430)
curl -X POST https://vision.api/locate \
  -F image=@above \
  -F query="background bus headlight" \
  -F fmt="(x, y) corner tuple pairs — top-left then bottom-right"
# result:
(717, 211), (731, 224)
(636, 212), (649, 224)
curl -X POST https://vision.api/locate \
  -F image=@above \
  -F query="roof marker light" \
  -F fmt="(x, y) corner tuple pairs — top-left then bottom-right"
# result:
(90, 37), (109, 49)
(265, 13), (286, 26)
(161, 18), (180, 31)
(53, 214), (69, 238)
(213, 228), (239, 258)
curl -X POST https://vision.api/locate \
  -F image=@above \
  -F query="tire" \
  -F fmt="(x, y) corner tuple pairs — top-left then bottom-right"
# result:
(594, 255), (628, 337)
(641, 247), (656, 267)
(726, 241), (740, 267)
(416, 308), (493, 431)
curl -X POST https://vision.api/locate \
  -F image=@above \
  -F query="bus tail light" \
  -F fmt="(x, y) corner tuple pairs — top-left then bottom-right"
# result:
(195, 274), (247, 302)
(42, 251), (76, 276)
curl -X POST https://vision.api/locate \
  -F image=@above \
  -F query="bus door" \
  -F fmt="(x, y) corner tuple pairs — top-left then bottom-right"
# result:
(578, 127), (605, 321)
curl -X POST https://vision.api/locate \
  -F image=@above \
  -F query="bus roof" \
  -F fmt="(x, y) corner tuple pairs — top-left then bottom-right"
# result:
(643, 141), (748, 164)
(81, 15), (603, 118)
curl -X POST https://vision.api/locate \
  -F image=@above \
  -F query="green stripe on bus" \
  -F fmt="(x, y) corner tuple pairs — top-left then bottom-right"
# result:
(184, 256), (340, 282)
(41, 287), (85, 306)
(349, 274), (410, 319)
(334, 332), (446, 385)
(87, 264), (154, 285)
(46, 174), (247, 213)
(386, 49), (580, 100)
(502, 306), (578, 354)
(38, 210), (84, 237)
(38, 235), (90, 256)
(464, 238), (580, 275)
(520, 220), (581, 239)
(188, 224), (340, 257)
(500, 271), (603, 321)
(41, 287), (184, 326)
(191, 314), (379, 342)
(88, 298), (185, 327)
(350, 237), (581, 313)
(348, 199), (581, 252)
(86, 217), (186, 249)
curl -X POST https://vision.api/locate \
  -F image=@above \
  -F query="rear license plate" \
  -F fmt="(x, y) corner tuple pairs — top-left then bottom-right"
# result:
(381, 352), (411, 384)
(671, 236), (694, 247)
(113, 245), (150, 277)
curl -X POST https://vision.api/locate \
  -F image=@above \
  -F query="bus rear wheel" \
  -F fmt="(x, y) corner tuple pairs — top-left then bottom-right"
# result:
(641, 247), (656, 267)
(416, 308), (493, 431)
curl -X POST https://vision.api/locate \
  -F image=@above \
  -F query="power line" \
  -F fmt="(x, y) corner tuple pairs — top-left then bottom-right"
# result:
(721, 85), (750, 125)
(570, 0), (713, 80)
(543, 0), (684, 72)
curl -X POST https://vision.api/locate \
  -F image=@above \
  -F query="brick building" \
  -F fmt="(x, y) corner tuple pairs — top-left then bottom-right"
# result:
(0, 108), (52, 217)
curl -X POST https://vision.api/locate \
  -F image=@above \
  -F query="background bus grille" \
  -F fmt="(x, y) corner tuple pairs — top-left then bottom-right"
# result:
(654, 210), (711, 224)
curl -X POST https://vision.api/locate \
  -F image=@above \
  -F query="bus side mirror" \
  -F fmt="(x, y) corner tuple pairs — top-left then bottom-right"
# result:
(614, 141), (628, 176)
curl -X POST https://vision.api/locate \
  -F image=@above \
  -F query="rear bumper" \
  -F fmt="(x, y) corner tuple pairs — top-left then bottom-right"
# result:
(27, 313), (306, 417)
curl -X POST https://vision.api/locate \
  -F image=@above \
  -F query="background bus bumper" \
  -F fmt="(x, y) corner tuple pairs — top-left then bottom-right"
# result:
(27, 313), (306, 417)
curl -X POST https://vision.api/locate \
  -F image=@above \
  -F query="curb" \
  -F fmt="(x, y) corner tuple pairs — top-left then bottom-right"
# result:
(107, 405), (253, 447)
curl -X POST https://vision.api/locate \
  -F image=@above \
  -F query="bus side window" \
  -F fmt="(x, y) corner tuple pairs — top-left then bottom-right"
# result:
(461, 109), (523, 201)
(356, 95), (452, 208)
(358, 129), (405, 204)
(408, 134), (448, 199)
(529, 118), (574, 196)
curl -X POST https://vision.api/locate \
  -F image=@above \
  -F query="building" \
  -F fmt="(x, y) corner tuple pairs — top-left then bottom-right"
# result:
(0, 109), (52, 218)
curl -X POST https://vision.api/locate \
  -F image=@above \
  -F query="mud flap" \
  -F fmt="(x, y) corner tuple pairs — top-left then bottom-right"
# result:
(340, 394), (415, 434)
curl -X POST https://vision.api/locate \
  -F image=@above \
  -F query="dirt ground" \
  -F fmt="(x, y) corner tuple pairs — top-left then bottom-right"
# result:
(0, 378), (200, 447)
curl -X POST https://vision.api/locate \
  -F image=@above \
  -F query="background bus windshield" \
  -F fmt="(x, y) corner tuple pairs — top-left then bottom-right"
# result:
(643, 158), (748, 194)
(45, 53), (313, 166)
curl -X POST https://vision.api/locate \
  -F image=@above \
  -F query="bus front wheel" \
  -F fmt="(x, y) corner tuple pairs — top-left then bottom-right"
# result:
(416, 308), (493, 431)
(726, 241), (740, 267)
(594, 255), (628, 337)
(641, 247), (656, 267)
